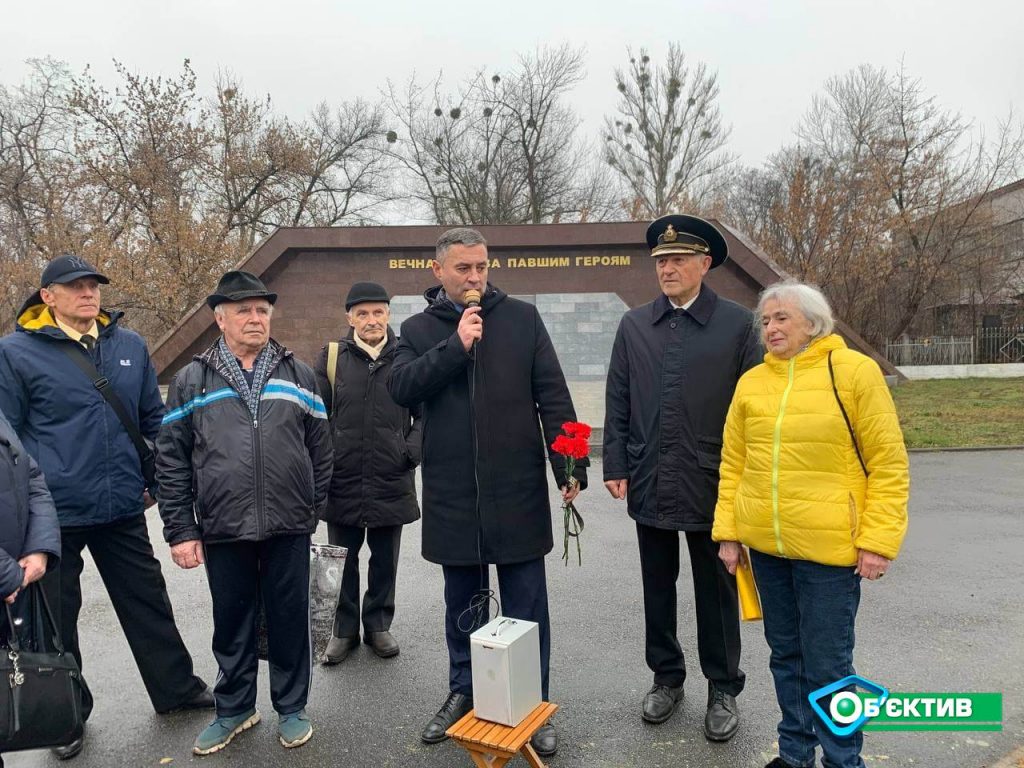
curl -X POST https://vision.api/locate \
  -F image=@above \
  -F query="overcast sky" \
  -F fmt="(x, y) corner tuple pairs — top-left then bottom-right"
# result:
(3, 0), (1021, 168)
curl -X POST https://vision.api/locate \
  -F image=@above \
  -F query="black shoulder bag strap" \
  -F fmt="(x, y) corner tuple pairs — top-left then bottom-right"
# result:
(827, 350), (868, 477)
(58, 343), (156, 482)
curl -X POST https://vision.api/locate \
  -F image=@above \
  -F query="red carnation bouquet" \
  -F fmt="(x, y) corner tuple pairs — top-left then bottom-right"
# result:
(551, 421), (591, 566)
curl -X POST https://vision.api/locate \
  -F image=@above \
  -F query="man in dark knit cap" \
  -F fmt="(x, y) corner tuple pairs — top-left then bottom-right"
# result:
(314, 282), (422, 664)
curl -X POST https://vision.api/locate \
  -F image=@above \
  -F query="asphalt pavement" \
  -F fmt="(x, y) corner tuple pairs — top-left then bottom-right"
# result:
(6, 451), (1023, 768)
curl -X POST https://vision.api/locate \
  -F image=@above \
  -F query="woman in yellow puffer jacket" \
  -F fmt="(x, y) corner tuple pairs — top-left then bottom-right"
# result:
(712, 280), (908, 768)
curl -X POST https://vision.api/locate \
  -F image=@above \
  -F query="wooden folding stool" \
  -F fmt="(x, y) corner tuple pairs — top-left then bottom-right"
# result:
(446, 702), (559, 767)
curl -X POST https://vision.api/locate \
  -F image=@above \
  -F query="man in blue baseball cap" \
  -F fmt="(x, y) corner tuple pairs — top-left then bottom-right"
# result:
(0, 255), (213, 760)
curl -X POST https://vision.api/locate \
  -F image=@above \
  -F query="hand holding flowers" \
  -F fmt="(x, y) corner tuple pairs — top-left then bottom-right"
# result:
(551, 421), (591, 566)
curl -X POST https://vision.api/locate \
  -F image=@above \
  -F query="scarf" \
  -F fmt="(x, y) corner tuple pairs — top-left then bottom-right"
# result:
(216, 336), (276, 417)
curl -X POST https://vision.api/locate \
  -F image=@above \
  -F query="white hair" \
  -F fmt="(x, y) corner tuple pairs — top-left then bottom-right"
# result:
(756, 280), (835, 339)
(214, 301), (274, 320)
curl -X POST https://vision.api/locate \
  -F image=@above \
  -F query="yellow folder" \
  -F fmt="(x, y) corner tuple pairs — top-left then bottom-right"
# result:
(736, 554), (762, 622)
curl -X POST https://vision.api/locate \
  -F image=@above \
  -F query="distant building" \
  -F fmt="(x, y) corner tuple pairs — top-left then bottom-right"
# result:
(927, 178), (1024, 335)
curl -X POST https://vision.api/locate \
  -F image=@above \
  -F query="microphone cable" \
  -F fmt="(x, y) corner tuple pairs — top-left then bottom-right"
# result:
(463, 291), (499, 632)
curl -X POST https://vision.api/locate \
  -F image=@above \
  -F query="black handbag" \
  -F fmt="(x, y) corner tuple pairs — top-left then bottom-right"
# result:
(0, 584), (88, 752)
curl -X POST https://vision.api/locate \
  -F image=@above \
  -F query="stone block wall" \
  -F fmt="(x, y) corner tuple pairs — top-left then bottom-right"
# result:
(388, 292), (628, 382)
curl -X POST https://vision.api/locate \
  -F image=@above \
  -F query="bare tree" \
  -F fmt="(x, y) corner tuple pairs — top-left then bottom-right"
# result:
(384, 45), (613, 224)
(603, 44), (733, 218)
(724, 64), (1023, 343)
(205, 76), (298, 251)
(724, 147), (895, 343)
(799, 64), (1024, 338)
(67, 59), (233, 334)
(282, 99), (394, 227)
(0, 58), (83, 326)
(0, 59), (397, 340)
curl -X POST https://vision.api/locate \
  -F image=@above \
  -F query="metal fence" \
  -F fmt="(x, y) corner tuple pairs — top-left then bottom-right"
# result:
(884, 337), (975, 366)
(884, 326), (1024, 366)
(977, 326), (1024, 363)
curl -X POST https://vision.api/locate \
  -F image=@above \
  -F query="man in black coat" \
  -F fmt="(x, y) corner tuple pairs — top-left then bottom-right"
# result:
(314, 281), (422, 664)
(603, 215), (762, 741)
(388, 227), (586, 758)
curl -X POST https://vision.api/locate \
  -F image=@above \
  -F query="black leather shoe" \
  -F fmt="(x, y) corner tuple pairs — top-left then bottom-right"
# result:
(530, 723), (557, 756)
(704, 683), (739, 741)
(765, 758), (798, 768)
(157, 686), (216, 714)
(421, 692), (473, 744)
(53, 735), (85, 760)
(642, 683), (684, 724)
(323, 635), (360, 665)
(364, 630), (400, 658)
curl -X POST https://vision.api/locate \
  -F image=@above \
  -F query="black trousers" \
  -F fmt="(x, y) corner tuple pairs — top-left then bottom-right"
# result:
(40, 514), (206, 717)
(636, 522), (745, 696)
(204, 534), (311, 717)
(326, 523), (402, 638)
(442, 558), (551, 700)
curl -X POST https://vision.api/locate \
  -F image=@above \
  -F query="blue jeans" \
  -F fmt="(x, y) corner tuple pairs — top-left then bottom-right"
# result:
(750, 550), (864, 768)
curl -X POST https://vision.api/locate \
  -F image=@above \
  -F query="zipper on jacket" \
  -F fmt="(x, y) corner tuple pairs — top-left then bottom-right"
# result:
(362, 360), (376, 526)
(253, 414), (265, 540)
(770, 357), (796, 555)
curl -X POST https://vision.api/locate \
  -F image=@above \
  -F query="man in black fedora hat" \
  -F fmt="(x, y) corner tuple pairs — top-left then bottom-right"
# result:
(313, 281), (422, 664)
(602, 215), (762, 741)
(0, 254), (213, 760)
(156, 270), (333, 755)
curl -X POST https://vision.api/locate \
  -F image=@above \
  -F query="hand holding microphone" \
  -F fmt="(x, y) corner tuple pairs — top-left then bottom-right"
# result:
(458, 289), (483, 352)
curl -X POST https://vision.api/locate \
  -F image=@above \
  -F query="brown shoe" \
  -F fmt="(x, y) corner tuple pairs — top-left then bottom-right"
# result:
(323, 635), (359, 665)
(364, 630), (400, 658)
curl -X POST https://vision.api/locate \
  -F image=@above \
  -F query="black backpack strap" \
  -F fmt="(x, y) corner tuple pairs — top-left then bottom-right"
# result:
(58, 343), (153, 465)
(828, 350), (868, 477)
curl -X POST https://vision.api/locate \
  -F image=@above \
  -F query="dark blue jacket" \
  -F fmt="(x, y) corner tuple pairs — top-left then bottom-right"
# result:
(156, 338), (333, 546)
(603, 285), (762, 531)
(0, 300), (165, 528)
(0, 408), (60, 598)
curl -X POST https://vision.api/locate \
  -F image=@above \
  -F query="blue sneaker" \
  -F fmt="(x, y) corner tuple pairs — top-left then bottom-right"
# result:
(278, 709), (313, 748)
(193, 709), (260, 755)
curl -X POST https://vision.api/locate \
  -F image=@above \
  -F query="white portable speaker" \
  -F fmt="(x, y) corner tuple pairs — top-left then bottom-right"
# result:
(470, 616), (542, 726)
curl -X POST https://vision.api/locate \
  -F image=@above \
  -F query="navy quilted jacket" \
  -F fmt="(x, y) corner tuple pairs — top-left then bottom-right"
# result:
(0, 300), (165, 527)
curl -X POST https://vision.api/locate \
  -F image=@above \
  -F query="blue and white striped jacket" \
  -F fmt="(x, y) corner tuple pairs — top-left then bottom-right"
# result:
(155, 338), (333, 545)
